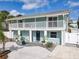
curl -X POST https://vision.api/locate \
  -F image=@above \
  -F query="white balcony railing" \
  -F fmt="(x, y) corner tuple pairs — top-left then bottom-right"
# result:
(9, 20), (64, 29)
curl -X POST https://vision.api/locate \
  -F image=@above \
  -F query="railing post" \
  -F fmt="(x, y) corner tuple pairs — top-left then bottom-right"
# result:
(35, 18), (36, 29)
(57, 20), (58, 27)
(46, 17), (48, 29)
(17, 20), (18, 29)
(23, 22), (24, 28)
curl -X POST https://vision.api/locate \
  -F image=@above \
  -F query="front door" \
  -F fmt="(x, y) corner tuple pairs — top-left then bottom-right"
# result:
(36, 31), (40, 41)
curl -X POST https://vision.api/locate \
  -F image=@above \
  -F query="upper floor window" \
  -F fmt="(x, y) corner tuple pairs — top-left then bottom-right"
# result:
(23, 18), (35, 22)
(36, 17), (46, 22)
(58, 15), (63, 20)
(48, 17), (57, 21)
(49, 17), (52, 21)
(9, 20), (17, 23)
(18, 20), (23, 23)
(64, 14), (69, 20)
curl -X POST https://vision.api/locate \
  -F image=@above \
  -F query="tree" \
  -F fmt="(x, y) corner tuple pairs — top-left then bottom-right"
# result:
(77, 17), (79, 29)
(0, 11), (9, 51)
(7, 15), (15, 19)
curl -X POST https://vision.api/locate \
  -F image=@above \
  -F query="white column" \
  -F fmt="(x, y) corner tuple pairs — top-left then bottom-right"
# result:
(9, 30), (13, 38)
(18, 30), (20, 40)
(44, 30), (47, 37)
(29, 30), (32, 42)
(61, 31), (65, 45)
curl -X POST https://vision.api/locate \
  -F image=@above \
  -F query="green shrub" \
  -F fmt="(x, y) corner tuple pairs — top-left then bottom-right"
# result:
(45, 42), (52, 48)
(41, 40), (45, 43)
(22, 40), (26, 45)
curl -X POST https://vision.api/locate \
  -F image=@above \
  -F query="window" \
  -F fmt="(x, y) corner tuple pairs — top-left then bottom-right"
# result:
(18, 20), (22, 23)
(48, 17), (57, 27)
(53, 17), (57, 21)
(9, 20), (17, 23)
(36, 17), (46, 22)
(64, 14), (68, 20)
(49, 17), (53, 21)
(50, 32), (57, 38)
(58, 15), (63, 20)
(23, 18), (35, 22)
(48, 17), (57, 21)
(12, 30), (18, 36)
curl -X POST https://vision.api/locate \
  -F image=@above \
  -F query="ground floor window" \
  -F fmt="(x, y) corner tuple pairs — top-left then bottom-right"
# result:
(50, 32), (57, 38)
(12, 30), (18, 36)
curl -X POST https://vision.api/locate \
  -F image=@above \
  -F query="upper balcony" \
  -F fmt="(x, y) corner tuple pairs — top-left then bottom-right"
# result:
(8, 14), (68, 30)
(7, 10), (69, 30)
(9, 20), (66, 30)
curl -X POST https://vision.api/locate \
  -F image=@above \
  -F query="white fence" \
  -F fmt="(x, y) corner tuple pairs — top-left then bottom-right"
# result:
(65, 32), (79, 44)
(3, 31), (13, 38)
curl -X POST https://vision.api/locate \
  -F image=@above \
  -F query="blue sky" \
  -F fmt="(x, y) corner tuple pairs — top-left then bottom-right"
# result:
(0, 0), (79, 20)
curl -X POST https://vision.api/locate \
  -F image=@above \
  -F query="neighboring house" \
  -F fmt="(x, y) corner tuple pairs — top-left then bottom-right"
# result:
(69, 20), (78, 33)
(70, 20), (77, 28)
(6, 10), (69, 45)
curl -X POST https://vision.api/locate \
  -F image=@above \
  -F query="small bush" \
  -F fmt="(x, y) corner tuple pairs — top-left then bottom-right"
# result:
(45, 42), (52, 48)
(41, 40), (45, 43)
(21, 37), (26, 45)
(22, 40), (26, 45)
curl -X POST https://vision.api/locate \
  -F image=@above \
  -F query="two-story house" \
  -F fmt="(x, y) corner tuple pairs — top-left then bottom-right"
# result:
(7, 10), (69, 45)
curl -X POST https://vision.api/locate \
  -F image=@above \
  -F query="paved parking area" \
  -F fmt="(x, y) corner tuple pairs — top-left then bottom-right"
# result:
(47, 45), (79, 59)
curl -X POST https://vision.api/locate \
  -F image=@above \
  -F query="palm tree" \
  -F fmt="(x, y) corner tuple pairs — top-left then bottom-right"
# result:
(0, 11), (9, 51)
(0, 11), (22, 51)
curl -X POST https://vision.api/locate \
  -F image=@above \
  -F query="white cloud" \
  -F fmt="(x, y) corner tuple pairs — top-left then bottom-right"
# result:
(10, 10), (25, 16)
(22, 3), (38, 10)
(21, 0), (49, 10)
(68, 1), (79, 7)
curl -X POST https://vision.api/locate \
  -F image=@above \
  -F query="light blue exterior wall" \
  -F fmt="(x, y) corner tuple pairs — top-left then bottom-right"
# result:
(12, 30), (18, 38)
(57, 31), (61, 44)
(32, 31), (44, 42)
(20, 31), (29, 42)
(47, 31), (61, 44)
(40, 31), (44, 41)
(32, 31), (36, 42)
(12, 30), (61, 44)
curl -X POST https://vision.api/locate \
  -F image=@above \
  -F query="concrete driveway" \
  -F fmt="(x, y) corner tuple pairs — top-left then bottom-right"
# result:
(47, 45), (79, 59)
(8, 46), (51, 59)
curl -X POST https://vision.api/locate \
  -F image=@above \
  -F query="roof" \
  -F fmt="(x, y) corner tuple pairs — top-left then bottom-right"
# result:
(7, 10), (70, 21)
